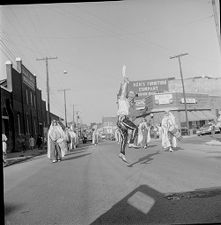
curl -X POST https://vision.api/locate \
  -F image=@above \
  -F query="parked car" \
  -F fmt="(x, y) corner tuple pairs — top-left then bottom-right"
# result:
(196, 124), (220, 136)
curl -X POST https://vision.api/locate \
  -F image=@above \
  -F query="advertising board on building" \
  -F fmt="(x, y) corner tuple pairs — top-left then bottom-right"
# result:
(155, 93), (173, 105)
(21, 65), (36, 90)
(128, 78), (169, 110)
(180, 98), (197, 104)
(129, 78), (169, 97)
(134, 99), (146, 110)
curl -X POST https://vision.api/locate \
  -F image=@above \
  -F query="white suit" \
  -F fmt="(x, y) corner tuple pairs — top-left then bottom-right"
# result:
(161, 112), (177, 149)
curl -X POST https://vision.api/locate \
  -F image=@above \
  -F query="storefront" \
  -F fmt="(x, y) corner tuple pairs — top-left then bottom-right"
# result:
(134, 92), (220, 135)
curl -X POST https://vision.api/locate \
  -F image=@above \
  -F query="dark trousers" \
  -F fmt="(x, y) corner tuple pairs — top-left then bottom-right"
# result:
(117, 115), (138, 155)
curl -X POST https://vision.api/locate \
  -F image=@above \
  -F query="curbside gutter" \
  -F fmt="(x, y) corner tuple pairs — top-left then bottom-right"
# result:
(3, 150), (47, 167)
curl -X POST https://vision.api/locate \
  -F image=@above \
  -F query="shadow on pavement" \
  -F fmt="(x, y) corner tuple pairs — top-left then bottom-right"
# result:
(127, 152), (160, 167)
(65, 148), (88, 156)
(207, 156), (221, 160)
(62, 153), (91, 162)
(214, 137), (221, 142)
(146, 144), (157, 148)
(163, 146), (184, 152)
(174, 146), (184, 151)
(90, 185), (221, 225)
(5, 203), (24, 216)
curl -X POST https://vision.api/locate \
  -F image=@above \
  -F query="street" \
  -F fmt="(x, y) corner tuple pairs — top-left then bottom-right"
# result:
(4, 138), (221, 225)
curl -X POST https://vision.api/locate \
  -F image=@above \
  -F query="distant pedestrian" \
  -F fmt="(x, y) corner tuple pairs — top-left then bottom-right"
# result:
(57, 121), (68, 157)
(2, 133), (7, 164)
(137, 118), (150, 148)
(92, 126), (99, 145)
(36, 135), (43, 150)
(114, 128), (121, 144)
(64, 127), (71, 151)
(47, 120), (62, 163)
(156, 123), (163, 140)
(29, 135), (35, 150)
(19, 135), (26, 153)
(209, 120), (216, 137)
(216, 111), (221, 134)
(161, 110), (178, 152)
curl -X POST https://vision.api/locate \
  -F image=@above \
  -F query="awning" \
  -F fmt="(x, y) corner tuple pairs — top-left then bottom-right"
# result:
(191, 111), (207, 121)
(179, 111), (198, 122)
(179, 110), (216, 122)
(201, 111), (216, 120)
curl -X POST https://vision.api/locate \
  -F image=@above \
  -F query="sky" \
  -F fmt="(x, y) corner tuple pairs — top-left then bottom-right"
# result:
(0, 0), (221, 125)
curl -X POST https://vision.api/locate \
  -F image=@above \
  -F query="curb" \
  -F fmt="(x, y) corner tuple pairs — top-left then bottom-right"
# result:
(4, 151), (47, 167)
(205, 140), (221, 146)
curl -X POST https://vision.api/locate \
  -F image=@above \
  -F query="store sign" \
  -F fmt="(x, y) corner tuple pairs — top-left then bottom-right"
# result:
(129, 78), (168, 97)
(155, 94), (173, 105)
(181, 98), (197, 104)
(22, 65), (36, 90)
(134, 99), (146, 110)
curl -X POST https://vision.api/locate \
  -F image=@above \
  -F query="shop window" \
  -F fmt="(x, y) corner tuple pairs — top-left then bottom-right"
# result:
(30, 92), (33, 106)
(189, 121), (192, 129)
(17, 113), (21, 135)
(200, 120), (205, 127)
(26, 89), (29, 105)
(26, 116), (30, 134)
(33, 96), (36, 108)
(191, 121), (197, 129)
(181, 122), (187, 128)
(33, 120), (36, 135)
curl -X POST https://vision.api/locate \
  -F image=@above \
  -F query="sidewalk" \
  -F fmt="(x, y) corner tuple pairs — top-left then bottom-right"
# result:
(4, 148), (47, 167)
(3, 141), (91, 167)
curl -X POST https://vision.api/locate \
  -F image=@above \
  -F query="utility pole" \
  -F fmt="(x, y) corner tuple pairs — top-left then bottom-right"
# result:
(36, 56), (57, 126)
(76, 111), (81, 137)
(212, 0), (221, 53)
(170, 53), (189, 135)
(0, 85), (5, 225)
(58, 88), (71, 127)
(73, 104), (75, 127)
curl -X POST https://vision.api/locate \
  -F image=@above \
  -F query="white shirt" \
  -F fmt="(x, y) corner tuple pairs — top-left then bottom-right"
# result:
(117, 97), (130, 116)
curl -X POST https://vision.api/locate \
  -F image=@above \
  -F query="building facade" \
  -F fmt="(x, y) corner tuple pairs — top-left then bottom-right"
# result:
(133, 92), (221, 135)
(128, 76), (221, 135)
(1, 59), (61, 152)
(101, 116), (118, 139)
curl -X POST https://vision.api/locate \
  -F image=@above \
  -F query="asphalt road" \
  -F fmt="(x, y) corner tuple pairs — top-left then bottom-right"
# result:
(4, 138), (221, 225)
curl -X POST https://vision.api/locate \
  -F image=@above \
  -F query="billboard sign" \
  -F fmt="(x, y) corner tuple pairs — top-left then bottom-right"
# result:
(134, 99), (146, 110)
(22, 65), (36, 90)
(129, 78), (169, 98)
(155, 93), (173, 105)
(180, 98), (197, 104)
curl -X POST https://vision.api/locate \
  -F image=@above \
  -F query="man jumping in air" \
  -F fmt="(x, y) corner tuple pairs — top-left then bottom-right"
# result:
(117, 65), (139, 163)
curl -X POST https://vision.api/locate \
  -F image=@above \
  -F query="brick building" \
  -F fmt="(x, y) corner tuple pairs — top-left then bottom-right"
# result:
(138, 92), (220, 135)
(1, 59), (61, 152)
(128, 76), (221, 135)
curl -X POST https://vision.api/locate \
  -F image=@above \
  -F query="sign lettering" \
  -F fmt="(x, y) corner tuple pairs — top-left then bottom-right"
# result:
(22, 65), (36, 90)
